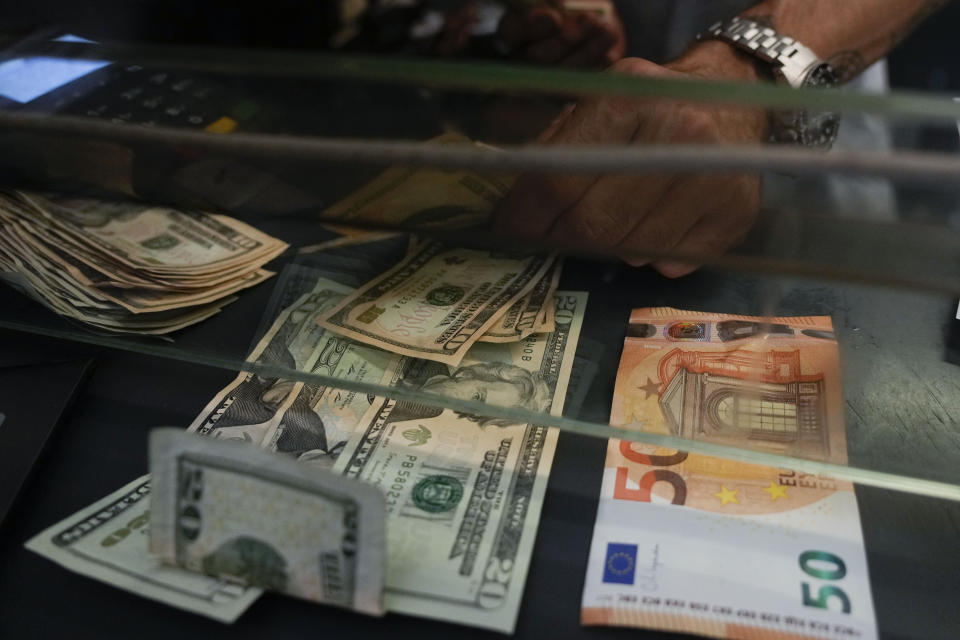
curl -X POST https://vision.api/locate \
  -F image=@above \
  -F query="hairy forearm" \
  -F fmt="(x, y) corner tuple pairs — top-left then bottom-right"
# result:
(740, 0), (950, 80)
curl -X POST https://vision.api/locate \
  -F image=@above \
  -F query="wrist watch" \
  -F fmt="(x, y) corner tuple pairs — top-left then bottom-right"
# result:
(702, 17), (841, 149)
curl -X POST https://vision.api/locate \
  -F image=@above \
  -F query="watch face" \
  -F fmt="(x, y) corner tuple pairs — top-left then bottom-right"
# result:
(799, 63), (841, 148)
(802, 63), (839, 88)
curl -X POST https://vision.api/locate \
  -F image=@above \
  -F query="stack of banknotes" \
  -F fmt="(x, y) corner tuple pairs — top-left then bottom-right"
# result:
(314, 240), (562, 361)
(27, 256), (587, 632)
(0, 190), (287, 334)
(25, 158), (585, 633)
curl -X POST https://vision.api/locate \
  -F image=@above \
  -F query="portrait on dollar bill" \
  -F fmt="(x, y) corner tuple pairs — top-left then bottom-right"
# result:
(272, 388), (334, 457)
(45, 199), (139, 228)
(204, 375), (296, 444)
(398, 359), (551, 428)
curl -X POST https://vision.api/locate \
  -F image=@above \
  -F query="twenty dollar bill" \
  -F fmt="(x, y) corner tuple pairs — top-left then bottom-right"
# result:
(25, 476), (262, 623)
(333, 291), (587, 632)
(150, 429), (386, 615)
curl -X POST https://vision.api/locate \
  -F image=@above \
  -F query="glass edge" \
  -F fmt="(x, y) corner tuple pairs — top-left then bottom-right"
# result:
(4, 111), (960, 192)
(12, 40), (960, 122)
(3, 317), (958, 504)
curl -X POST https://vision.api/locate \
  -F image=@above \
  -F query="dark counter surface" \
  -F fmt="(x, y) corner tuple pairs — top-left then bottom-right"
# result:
(1, 255), (959, 640)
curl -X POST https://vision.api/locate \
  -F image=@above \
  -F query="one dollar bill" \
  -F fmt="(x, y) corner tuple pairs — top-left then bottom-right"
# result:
(581, 309), (877, 639)
(25, 476), (262, 623)
(149, 429), (387, 616)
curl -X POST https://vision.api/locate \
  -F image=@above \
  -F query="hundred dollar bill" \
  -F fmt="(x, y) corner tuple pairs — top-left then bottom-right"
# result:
(581, 309), (877, 640)
(150, 429), (386, 615)
(333, 291), (587, 633)
(25, 476), (262, 622)
(317, 241), (556, 365)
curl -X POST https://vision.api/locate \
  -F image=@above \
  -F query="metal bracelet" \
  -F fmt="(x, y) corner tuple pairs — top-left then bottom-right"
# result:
(703, 17), (820, 87)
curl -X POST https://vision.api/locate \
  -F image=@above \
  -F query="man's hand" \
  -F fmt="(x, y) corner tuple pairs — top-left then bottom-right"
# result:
(497, 2), (626, 67)
(493, 42), (766, 277)
(494, 0), (948, 276)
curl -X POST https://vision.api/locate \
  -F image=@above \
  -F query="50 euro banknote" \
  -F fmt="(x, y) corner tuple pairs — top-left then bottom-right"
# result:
(581, 308), (877, 640)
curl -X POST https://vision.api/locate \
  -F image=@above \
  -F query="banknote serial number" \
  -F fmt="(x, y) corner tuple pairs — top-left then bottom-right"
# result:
(601, 594), (861, 635)
(384, 455), (418, 514)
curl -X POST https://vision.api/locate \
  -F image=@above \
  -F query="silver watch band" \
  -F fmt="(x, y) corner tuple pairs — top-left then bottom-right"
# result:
(704, 17), (822, 88)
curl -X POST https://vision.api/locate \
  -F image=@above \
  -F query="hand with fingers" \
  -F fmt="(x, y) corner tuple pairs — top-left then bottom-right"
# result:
(497, 1), (626, 68)
(493, 42), (767, 278)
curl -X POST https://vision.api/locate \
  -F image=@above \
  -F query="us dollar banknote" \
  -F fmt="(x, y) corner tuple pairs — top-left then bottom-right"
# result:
(23, 275), (390, 624)
(479, 260), (561, 343)
(332, 291), (587, 633)
(150, 429), (387, 615)
(15, 191), (286, 275)
(25, 476), (262, 622)
(190, 273), (406, 461)
(581, 309), (878, 639)
(187, 280), (355, 444)
(259, 334), (404, 468)
(0, 191), (286, 334)
(317, 241), (556, 365)
(250, 238), (412, 344)
(318, 132), (514, 231)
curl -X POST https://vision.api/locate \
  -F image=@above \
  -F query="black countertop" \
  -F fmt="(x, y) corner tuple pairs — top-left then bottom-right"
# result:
(1, 253), (959, 639)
